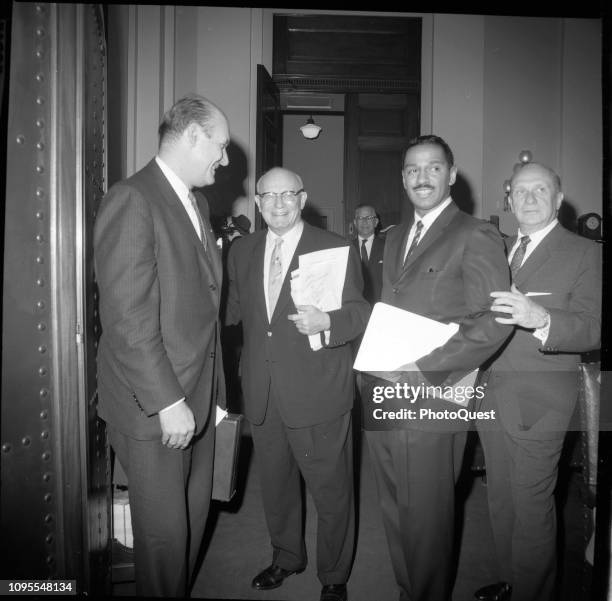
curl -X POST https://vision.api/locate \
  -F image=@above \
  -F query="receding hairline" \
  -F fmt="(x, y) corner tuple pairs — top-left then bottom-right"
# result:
(256, 167), (304, 193)
(511, 162), (562, 192)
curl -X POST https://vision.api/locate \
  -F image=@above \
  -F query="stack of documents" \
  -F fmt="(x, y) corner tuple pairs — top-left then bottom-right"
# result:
(290, 246), (349, 350)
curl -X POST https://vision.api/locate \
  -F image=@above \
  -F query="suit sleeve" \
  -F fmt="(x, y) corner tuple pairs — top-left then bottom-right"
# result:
(325, 244), (371, 347)
(94, 184), (184, 415)
(416, 223), (513, 384)
(542, 240), (601, 352)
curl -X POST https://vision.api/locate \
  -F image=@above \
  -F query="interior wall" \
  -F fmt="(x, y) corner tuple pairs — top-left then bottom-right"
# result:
(108, 8), (602, 236)
(282, 114), (345, 236)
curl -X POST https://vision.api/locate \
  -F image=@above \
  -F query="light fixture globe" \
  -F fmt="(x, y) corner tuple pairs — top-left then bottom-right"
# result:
(300, 116), (322, 140)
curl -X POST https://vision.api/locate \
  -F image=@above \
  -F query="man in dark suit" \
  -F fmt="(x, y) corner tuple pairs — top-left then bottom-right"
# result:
(364, 135), (512, 601)
(226, 167), (369, 601)
(474, 163), (601, 601)
(352, 204), (385, 305)
(94, 94), (229, 597)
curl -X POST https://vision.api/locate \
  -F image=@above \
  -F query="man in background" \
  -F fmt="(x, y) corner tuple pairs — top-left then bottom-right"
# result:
(474, 162), (601, 601)
(365, 134), (512, 601)
(94, 94), (228, 596)
(226, 167), (369, 601)
(352, 204), (385, 305)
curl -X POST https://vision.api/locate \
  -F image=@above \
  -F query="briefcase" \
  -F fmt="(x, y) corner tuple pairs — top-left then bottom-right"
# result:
(212, 413), (243, 502)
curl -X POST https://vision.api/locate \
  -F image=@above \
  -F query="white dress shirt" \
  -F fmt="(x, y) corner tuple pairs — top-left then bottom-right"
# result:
(358, 234), (374, 259)
(507, 219), (558, 344)
(155, 156), (204, 242)
(403, 196), (453, 262)
(263, 220), (304, 318)
(507, 218), (558, 268)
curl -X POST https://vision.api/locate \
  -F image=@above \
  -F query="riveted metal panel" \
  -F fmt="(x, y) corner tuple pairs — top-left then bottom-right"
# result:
(1, 3), (110, 591)
(1, 2), (59, 579)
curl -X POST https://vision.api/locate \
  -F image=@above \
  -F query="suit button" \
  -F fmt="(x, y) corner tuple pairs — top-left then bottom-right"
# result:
(392, 288), (399, 294)
(210, 352), (215, 358)
(209, 284), (217, 291)
(267, 331), (272, 337)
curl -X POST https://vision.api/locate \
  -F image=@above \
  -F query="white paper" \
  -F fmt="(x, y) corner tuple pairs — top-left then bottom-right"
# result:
(354, 302), (460, 372)
(525, 292), (551, 296)
(215, 405), (228, 427)
(354, 303), (478, 406)
(290, 247), (349, 351)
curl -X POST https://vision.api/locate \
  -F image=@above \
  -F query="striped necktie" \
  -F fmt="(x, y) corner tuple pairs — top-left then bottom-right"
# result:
(268, 237), (284, 319)
(403, 220), (423, 265)
(510, 235), (530, 279)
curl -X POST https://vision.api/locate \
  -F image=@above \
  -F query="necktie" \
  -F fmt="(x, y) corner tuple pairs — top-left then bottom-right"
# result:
(360, 239), (368, 263)
(510, 235), (531, 279)
(404, 220), (423, 265)
(268, 237), (284, 319)
(188, 191), (208, 251)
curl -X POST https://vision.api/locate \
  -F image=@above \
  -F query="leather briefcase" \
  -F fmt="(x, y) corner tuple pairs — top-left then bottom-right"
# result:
(212, 413), (243, 502)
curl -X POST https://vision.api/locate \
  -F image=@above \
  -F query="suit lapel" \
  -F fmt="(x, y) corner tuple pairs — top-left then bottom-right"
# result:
(513, 224), (561, 289)
(250, 233), (269, 324)
(147, 161), (222, 304)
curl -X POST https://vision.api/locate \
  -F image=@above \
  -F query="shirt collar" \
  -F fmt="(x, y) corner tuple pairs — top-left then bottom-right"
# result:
(359, 234), (374, 243)
(414, 196), (453, 228)
(155, 156), (190, 201)
(266, 219), (304, 245)
(516, 218), (558, 245)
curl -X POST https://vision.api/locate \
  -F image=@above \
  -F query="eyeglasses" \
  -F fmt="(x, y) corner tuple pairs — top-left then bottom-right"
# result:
(356, 216), (377, 222)
(258, 189), (304, 203)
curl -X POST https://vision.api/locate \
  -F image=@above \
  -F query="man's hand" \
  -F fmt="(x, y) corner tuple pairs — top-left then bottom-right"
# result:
(368, 362), (422, 386)
(490, 283), (549, 328)
(159, 400), (195, 450)
(288, 305), (331, 335)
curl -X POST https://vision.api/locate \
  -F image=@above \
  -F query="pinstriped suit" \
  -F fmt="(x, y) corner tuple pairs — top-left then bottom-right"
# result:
(94, 159), (225, 596)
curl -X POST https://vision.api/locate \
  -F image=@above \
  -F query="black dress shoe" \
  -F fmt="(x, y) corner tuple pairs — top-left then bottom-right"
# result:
(320, 583), (347, 601)
(474, 581), (512, 601)
(251, 564), (303, 590)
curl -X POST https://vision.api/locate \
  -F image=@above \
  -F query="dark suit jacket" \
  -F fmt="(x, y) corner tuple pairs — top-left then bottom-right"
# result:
(353, 235), (385, 305)
(483, 224), (601, 439)
(380, 201), (512, 423)
(226, 222), (370, 428)
(94, 159), (225, 440)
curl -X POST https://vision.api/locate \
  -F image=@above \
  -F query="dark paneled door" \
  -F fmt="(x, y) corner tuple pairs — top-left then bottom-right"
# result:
(344, 93), (420, 234)
(255, 64), (282, 230)
(1, 3), (110, 593)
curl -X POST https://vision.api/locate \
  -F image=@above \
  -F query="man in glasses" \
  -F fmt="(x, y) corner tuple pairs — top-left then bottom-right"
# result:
(226, 167), (369, 601)
(352, 205), (385, 306)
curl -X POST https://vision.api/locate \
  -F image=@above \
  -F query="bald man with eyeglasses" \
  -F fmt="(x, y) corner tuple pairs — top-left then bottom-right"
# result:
(226, 167), (369, 601)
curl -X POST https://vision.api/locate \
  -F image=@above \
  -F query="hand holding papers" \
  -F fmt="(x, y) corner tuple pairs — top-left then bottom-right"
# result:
(354, 302), (477, 406)
(290, 246), (349, 350)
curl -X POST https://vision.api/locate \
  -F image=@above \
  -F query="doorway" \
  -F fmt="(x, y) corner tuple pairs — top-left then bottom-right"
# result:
(271, 13), (421, 237)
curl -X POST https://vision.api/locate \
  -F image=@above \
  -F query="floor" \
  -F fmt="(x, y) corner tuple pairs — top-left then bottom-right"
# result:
(113, 427), (592, 600)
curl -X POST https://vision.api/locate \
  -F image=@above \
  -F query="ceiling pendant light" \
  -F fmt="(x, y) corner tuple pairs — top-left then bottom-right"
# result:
(300, 115), (322, 140)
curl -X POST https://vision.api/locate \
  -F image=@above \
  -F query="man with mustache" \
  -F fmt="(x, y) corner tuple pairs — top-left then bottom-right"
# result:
(364, 135), (512, 601)
(94, 94), (229, 596)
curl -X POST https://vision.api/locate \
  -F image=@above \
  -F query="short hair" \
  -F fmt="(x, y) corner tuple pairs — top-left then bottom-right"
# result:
(402, 134), (455, 168)
(158, 94), (224, 146)
(354, 204), (377, 215)
(511, 162), (562, 194)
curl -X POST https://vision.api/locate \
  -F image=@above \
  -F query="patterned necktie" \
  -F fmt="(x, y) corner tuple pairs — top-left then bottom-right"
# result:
(360, 238), (368, 263)
(510, 235), (531, 279)
(268, 237), (284, 319)
(188, 191), (208, 251)
(404, 220), (423, 265)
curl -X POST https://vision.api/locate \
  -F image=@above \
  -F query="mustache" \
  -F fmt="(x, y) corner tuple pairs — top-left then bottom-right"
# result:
(413, 184), (434, 190)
